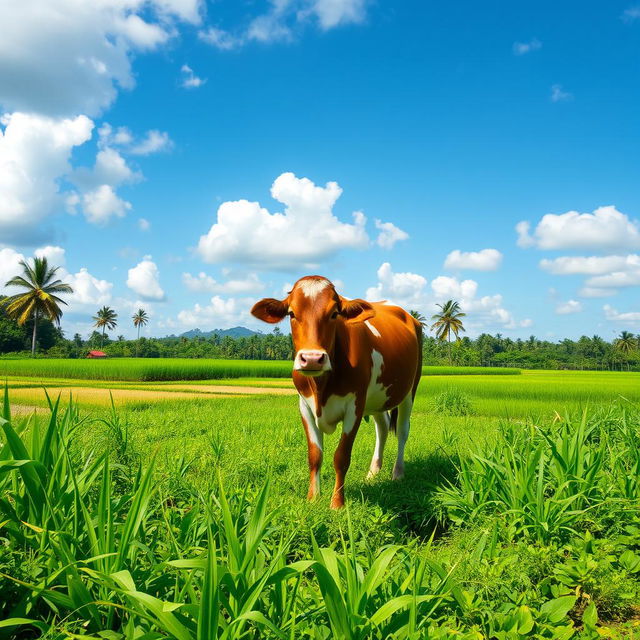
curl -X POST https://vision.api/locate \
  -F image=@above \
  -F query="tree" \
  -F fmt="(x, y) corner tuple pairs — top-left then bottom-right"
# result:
(409, 310), (427, 327)
(132, 308), (149, 356)
(3, 256), (73, 356)
(615, 331), (637, 368)
(93, 306), (118, 348)
(430, 299), (466, 365)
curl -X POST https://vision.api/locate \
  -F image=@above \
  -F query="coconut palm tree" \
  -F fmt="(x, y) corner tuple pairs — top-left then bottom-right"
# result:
(409, 309), (427, 327)
(132, 308), (149, 356)
(3, 256), (73, 356)
(615, 330), (637, 356)
(431, 299), (466, 365)
(93, 306), (118, 348)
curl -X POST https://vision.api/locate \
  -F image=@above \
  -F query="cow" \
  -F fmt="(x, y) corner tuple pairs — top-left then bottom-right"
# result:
(251, 275), (422, 509)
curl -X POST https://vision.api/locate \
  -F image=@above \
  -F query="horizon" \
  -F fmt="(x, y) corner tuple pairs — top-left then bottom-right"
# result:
(1, 1), (639, 342)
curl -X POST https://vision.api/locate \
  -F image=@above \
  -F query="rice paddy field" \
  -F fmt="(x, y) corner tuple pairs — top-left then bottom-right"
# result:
(1, 362), (640, 638)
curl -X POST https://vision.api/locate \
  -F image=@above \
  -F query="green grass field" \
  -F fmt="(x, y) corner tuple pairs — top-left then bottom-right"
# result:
(0, 356), (521, 381)
(1, 366), (639, 637)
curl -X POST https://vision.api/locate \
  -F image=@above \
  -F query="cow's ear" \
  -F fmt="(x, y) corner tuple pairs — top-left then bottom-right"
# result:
(340, 298), (376, 323)
(251, 298), (288, 323)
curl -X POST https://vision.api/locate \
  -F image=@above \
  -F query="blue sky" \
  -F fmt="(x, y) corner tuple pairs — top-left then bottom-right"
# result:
(1, 0), (639, 340)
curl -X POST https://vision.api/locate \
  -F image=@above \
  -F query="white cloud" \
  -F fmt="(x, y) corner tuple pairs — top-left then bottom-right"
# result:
(127, 256), (165, 301)
(138, 218), (151, 232)
(198, 0), (367, 49)
(0, 112), (93, 243)
(182, 271), (264, 294)
(517, 206), (640, 251)
(176, 295), (254, 328)
(578, 286), (615, 298)
(34, 245), (67, 267)
(197, 172), (369, 269)
(444, 248), (503, 271)
(513, 38), (542, 55)
(374, 220), (409, 249)
(603, 304), (640, 327)
(540, 255), (636, 275)
(555, 300), (583, 315)
(0, 0), (201, 117)
(180, 64), (207, 88)
(365, 263), (523, 332)
(365, 262), (428, 307)
(551, 84), (572, 102)
(622, 6), (640, 22)
(0, 245), (112, 308)
(130, 130), (173, 155)
(82, 185), (132, 225)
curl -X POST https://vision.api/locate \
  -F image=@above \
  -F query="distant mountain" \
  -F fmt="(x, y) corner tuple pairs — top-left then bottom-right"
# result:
(177, 326), (262, 339)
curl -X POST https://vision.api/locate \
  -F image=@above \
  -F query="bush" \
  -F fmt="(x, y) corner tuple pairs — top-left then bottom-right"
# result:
(431, 387), (474, 416)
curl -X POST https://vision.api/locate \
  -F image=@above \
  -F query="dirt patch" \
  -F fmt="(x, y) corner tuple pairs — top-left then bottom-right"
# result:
(7, 387), (251, 407)
(144, 384), (296, 395)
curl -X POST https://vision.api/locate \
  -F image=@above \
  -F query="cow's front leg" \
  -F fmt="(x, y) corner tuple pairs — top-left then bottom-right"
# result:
(299, 396), (323, 500)
(330, 409), (362, 509)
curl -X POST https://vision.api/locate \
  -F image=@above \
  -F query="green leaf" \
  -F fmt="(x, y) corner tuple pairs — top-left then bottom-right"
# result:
(540, 595), (576, 623)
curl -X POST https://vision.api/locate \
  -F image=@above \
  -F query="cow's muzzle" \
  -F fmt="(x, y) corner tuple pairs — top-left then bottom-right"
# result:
(294, 350), (331, 376)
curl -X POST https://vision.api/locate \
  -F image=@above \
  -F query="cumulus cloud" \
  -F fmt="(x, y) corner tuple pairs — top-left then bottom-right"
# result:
(198, 0), (367, 49)
(0, 112), (93, 243)
(540, 255), (635, 275)
(444, 248), (503, 271)
(513, 38), (541, 55)
(365, 262), (428, 307)
(176, 295), (254, 328)
(517, 206), (640, 251)
(183, 271), (264, 294)
(364, 263), (526, 332)
(127, 256), (165, 301)
(180, 64), (207, 87)
(603, 304), (640, 327)
(555, 300), (583, 315)
(197, 172), (369, 269)
(138, 218), (151, 231)
(551, 84), (572, 102)
(130, 130), (173, 155)
(0, 246), (112, 308)
(374, 220), (409, 249)
(81, 185), (132, 225)
(0, 0), (201, 117)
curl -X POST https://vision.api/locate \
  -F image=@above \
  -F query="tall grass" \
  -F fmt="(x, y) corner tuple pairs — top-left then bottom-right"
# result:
(1, 392), (639, 637)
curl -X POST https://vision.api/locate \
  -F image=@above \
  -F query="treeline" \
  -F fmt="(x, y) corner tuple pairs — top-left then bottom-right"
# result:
(1, 300), (638, 369)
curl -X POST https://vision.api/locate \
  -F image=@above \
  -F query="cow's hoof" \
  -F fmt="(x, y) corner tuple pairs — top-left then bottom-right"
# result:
(366, 460), (382, 480)
(392, 465), (404, 481)
(330, 495), (345, 509)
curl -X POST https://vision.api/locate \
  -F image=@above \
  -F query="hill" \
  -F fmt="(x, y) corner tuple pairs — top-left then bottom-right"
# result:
(177, 327), (261, 339)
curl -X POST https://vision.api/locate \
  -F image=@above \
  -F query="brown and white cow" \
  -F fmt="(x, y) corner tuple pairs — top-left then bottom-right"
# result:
(251, 276), (422, 509)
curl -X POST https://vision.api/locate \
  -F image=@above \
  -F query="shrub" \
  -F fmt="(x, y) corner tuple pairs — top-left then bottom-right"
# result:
(431, 387), (474, 416)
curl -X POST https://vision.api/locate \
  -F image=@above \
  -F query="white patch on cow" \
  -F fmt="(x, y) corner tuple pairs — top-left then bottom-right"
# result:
(298, 278), (330, 299)
(365, 320), (381, 338)
(364, 349), (390, 414)
(314, 393), (355, 434)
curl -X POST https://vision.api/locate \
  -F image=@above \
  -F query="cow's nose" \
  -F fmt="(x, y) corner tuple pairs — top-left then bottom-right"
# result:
(298, 351), (327, 370)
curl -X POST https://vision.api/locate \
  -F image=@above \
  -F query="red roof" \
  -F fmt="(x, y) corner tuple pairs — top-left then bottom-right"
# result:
(87, 350), (107, 357)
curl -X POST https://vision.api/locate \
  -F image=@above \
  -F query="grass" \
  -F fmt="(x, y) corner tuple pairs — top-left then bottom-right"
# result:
(1, 369), (640, 637)
(0, 357), (522, 381)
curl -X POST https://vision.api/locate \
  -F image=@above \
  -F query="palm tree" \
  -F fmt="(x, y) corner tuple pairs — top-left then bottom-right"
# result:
(409, 309), (427, 327)
(3, 256), (73, 356)
(615, 331), (637, 370)
(132, 308), (149, 356)
(93, 306), (118, 348)
(430, 299), (466, 365)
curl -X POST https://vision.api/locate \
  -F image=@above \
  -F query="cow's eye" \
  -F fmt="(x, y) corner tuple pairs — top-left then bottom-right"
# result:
(331, 311), (339, 319)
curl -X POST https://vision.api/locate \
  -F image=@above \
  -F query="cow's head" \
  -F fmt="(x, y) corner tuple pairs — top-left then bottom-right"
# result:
(251, 276), (375, 376)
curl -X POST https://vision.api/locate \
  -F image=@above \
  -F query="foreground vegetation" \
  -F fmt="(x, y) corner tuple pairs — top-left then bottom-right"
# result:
(1, 369), (640, 637)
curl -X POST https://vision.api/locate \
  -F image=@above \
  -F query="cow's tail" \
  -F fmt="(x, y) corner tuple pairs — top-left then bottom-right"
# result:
(389, 407), (398, 435)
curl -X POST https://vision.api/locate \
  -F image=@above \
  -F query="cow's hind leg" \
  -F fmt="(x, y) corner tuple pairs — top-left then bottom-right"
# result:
(367, 412), (389, 479)
(392, 393), (413, 480)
